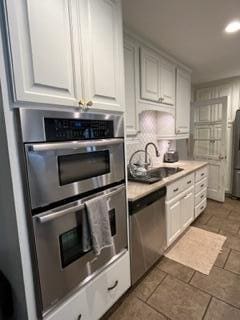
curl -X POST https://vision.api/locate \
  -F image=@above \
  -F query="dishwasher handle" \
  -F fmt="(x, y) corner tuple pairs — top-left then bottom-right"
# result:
(128, 187), (166, 215)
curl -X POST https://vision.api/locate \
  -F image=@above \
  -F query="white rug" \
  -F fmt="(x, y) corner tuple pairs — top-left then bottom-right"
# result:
(165, 227), (227, 275)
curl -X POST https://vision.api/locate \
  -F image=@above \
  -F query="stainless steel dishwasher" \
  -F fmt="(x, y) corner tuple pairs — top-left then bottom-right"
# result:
(129, 187), (166, 284)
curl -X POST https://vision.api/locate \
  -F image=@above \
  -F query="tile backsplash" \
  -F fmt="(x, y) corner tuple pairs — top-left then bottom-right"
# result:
(126, 111), (176, 166)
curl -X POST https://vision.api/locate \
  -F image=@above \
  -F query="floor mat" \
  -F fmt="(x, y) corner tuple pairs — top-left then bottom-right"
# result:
(165, 226), (226, 275)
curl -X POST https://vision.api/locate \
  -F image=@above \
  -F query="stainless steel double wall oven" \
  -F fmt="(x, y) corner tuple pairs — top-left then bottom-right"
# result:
(18, 109), (127, 317)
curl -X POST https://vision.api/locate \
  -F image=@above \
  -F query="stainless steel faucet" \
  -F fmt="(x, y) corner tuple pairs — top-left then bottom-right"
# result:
(144, 142), (160, 169)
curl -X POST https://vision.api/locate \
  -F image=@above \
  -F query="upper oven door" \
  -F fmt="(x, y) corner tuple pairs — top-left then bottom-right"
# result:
(25, 138), (125, 209)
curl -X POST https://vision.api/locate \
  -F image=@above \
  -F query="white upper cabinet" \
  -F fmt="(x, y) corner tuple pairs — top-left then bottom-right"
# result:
(124, 39), (139, 135)
(140, 47), (160, 102)
(5, 0), (82, 107)
(176, 68), (191, 134)
(80, 0), (124, 112)
(140, 47), (175, 106)
(160, 58), (175, 106)
(5, 0), (124, 112)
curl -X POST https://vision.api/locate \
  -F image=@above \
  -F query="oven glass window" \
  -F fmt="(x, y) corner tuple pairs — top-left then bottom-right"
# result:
(60, 224), (92, 268)
(59, 208), (116, 268)
(58, 150), (110, 186)
(109, 209), (116, 236)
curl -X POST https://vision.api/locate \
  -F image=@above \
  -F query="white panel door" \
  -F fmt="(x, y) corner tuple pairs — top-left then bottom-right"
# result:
(124, 39), (139, 135)
(194, 104), (212, 123)
(196, 88), (212, 100)
(5, 0), (82, 107)
(181, 188), (194, 230)
(194, 126), (211, 157)
(80, 0), (124, 111)
(160, 59), (175, 106)
(207, 161), (223, 200)
(176, 68), (191, 134)
(193, 97), (228, 202)
(166, 199), (181, 245)
(140, 47), (160, 102)
(214, 84), (232, 121)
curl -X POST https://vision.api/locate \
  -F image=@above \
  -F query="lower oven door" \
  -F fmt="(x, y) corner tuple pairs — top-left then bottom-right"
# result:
(25, 138), (124, 209)
(32, 184), (127, 315)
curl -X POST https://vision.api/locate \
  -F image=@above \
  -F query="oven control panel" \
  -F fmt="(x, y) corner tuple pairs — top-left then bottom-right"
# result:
(44, 118), (114, 141)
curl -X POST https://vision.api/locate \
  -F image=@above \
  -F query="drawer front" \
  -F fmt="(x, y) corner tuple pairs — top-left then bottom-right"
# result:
(167, 179), (183, 199)
(195, 166), (208, 182)
(86, 252), (130, 320)
(167, 174), (194, 200)
(183, 173), (194, 190)
(195, 198), (207, 218)
(195, 188), (207, 206)
(45, 287), (89, 320)
(195, 177), (208, 194)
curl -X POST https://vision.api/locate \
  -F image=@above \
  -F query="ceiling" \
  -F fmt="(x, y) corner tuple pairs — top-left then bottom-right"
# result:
(122, 0), (240, 84)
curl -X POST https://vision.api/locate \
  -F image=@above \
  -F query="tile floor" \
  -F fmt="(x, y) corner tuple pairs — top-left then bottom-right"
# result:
(103, 197), (240, 320)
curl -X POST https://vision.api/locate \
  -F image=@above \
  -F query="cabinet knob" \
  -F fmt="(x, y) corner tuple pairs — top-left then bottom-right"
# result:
(86, 100), (93, 107)
(77, 314), (82, 320)
(158, 97), (163, 102)
(78, 99), (85, 106)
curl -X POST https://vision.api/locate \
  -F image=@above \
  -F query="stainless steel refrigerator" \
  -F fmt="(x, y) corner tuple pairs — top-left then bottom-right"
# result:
(232, 110), (240, 197)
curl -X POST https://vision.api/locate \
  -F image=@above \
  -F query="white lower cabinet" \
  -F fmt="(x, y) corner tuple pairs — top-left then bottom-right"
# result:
(166, 198), (182, 245)
(182, 188), (195, 229)
(45, 252), (130, 320)
(195, 198), (207, 219)
(166, 167), (208, 247)
(194, 167), (208, 218)
(45, 287), (89, 320)
(166, 182), (194, 247)
(86, 251), (130, 320)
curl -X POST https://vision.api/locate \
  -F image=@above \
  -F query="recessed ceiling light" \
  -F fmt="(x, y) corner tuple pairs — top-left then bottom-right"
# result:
(225, 21), (240, 33)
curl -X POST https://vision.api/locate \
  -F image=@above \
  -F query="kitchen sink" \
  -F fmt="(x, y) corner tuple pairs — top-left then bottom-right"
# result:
(148, 166), (183, 178)
(128, 167), (183, 184)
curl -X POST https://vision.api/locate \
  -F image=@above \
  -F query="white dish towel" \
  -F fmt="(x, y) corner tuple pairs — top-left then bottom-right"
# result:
(85, 195), (113, 255)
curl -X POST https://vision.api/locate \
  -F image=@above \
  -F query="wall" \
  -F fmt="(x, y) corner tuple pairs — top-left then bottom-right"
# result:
(0, 8), (38, 319)
(0, 87), (28, 320)
(126, 111), (176, 165)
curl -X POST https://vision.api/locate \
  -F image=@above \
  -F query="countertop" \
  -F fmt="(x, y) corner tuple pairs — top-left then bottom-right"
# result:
(127, 160), (208, 202)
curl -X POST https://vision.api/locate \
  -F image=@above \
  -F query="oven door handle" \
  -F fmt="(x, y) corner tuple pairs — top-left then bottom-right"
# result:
(28, 138), (123, 152)
(37, 185), (125, 224)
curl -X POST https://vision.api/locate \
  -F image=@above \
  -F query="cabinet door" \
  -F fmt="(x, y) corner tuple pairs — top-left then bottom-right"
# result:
(86, 252), (130, 320)
(160, 59), (175, 106)
(176, 69), (191, 134)
(181, 188), (194, 230)
(124, 40), (139, 135)
(166, 199), (181, 246)
(5, 0), (82, 107)
(45, 287), (89, 320)
(140, 47), (160, 102)
(80, 0), (124, 112)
